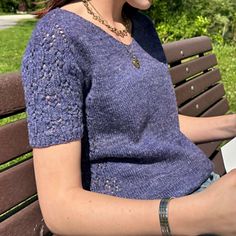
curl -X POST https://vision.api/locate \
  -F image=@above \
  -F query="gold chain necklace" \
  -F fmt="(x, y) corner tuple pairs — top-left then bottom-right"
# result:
(82, 0), (141, 69)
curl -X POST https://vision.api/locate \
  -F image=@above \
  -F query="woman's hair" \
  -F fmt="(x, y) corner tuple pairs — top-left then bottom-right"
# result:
(33, 0), (138, 19)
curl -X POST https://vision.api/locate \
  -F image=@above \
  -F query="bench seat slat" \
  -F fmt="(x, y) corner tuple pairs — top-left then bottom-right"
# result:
(170, 54), (217, 84)
(175, 68), (221, 106)
(0, 119), (31, 164)
(196, 97), (229, 158)
(163, 36), (212, 64)
(179, 83), (225, 116)
(0, 158), (36, 214)
(0, 200), (50, 236)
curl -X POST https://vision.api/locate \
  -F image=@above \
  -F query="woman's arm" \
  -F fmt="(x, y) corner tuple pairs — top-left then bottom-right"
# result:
(51, 183), (204, 236)
(33, 139), (203, 236)
(33, 139), (236, 236)
(178, 113), (236, 143)
(33, 140), (170, 236)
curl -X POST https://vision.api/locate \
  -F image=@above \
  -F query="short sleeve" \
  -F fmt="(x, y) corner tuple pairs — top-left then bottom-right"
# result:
(21, 22), (85, 148)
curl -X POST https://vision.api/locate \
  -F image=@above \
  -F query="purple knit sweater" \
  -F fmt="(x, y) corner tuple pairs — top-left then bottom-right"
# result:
(21, 7), (214, 199)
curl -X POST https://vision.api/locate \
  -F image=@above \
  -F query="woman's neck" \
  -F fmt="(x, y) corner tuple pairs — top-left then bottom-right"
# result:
(68, 0), (127, 24)
(61, 0), (133, 45)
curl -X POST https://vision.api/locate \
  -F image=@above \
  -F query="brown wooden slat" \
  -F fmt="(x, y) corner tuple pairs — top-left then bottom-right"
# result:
(0, 200), (51, 236)
(0, 119), (31, 164)
(170, 54), (217, 84)
(201, 98), (229, 117)
(0, 158), (37, 214)
(196, 98), (229, 157)
(178, 83), (225, 116)
(0, 72), (25, 116)
(175, 68), (221, 106)
(211, 150), (226, 176)
(197, 141), (222, 158)
(163, 36), (212, 64)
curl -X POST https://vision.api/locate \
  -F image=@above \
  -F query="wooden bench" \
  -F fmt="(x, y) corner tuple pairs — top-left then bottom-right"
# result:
(0, 36), (232, 236)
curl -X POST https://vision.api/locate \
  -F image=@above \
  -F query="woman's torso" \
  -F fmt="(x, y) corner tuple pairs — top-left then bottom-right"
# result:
(24, 7), (214, 199)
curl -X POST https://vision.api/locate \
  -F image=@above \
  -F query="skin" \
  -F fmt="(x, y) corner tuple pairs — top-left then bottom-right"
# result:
(33, 1), (236, 235)
(60, 0), (153, 45)
(179, 114), (236, 143)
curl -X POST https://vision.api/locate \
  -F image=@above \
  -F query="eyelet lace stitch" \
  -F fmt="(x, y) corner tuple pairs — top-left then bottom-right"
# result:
(21, 19), (84, 147)
(90, 162), (122, 195)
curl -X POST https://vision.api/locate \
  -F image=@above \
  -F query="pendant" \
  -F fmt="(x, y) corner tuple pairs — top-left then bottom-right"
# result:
(132, 56), (141, 69)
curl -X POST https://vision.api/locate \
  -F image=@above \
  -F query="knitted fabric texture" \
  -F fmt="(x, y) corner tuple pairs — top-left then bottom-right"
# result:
(21, 7), (214, 199)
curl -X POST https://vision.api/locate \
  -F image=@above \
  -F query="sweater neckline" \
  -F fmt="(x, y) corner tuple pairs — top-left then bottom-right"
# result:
(55, 7), (136, 47)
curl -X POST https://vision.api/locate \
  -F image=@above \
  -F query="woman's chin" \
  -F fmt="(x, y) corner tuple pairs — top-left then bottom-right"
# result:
(126, 0), (153, 10)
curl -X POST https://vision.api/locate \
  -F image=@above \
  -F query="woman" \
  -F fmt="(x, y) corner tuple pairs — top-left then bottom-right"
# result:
(21, 0), (236, 235)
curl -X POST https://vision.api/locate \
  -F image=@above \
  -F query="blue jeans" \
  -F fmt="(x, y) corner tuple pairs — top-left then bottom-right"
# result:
(191, 171), (221, 194)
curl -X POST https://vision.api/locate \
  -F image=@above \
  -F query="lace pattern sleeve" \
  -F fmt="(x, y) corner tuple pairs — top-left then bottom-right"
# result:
(21, 23), (85, 148)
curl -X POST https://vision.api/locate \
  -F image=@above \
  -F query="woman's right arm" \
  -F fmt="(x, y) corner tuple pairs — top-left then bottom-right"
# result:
(33, 139), (194, 236)
(33, 139), (236, 236)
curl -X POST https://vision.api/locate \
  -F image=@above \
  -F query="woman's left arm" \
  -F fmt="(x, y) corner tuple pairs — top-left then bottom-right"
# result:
(178, 113), (236, 144)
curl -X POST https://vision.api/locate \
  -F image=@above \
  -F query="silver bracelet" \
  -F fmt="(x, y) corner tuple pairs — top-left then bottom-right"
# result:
(159, 198), (174, 236)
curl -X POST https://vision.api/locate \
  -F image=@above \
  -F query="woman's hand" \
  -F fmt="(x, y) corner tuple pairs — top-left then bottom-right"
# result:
(169, 169), (236, 236)
(198, 169), (236, 236)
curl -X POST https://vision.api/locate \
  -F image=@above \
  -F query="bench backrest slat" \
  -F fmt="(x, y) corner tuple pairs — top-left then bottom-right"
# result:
(175, 68), (221, 106)
(0, 159), (36, 214)
(0, 72), (25, 117)
(163, 36), (212, 64)
(0, 119), (31, 164)
(178, 83), (226, 116)
(169, 54), (218, 84)
(0, 201), (50, 236)
(201, 98), (229, 117)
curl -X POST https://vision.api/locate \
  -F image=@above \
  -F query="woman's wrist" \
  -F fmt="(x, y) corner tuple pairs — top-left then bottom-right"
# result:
(159, 198), (174, 235)
(168, 193), (209, 236)
(226, 113), (236, 138)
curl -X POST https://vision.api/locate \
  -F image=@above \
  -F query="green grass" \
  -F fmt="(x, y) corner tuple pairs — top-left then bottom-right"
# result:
(0, 18), (37, 73)
(213, 44), (236, 113)
(0, 18), (37, 125)
(0, 11), (19, 15)
(0, 12), (14, 15)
